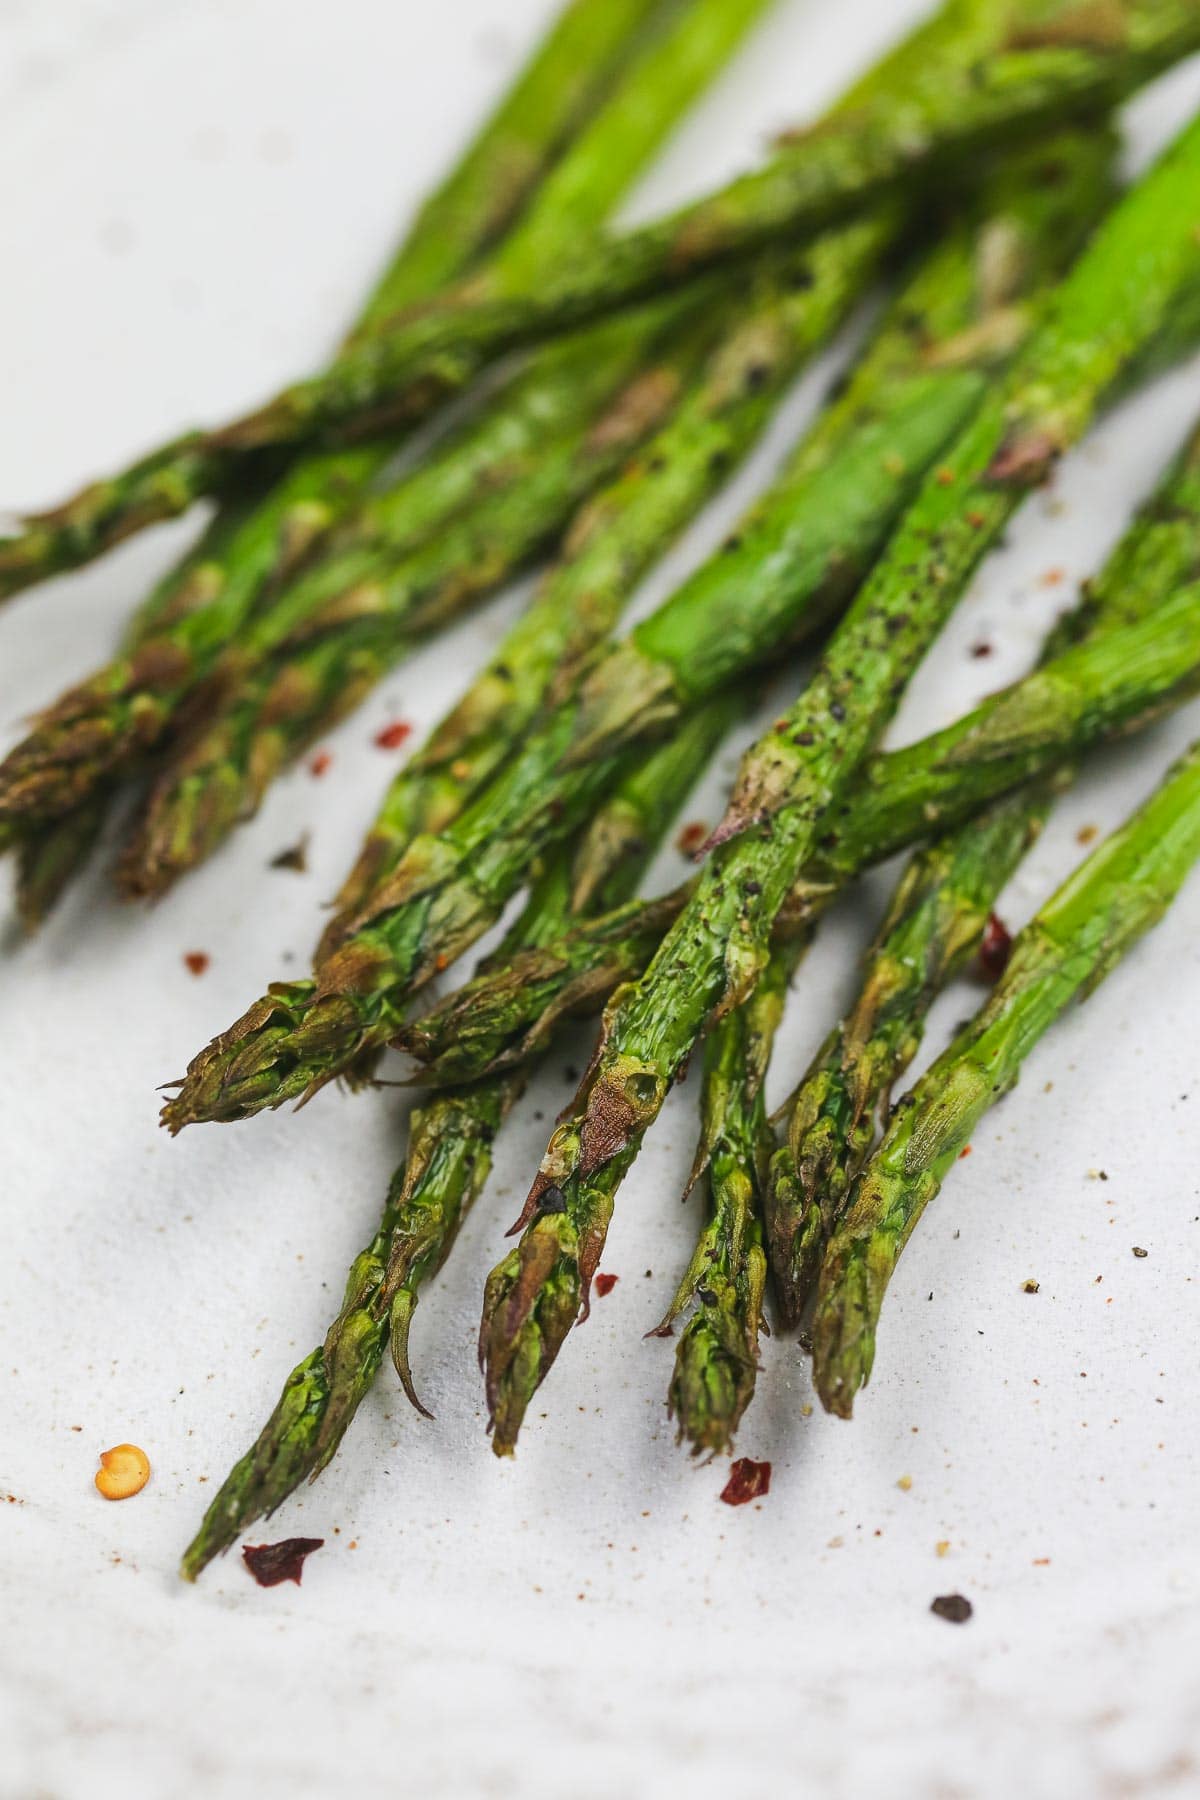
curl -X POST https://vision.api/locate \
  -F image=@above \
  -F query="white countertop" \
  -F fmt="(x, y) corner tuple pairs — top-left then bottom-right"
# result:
(3, 4), (1200, 1795)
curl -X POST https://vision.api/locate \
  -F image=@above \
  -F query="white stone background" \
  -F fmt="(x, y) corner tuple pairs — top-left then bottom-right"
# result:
(2, 3), (1200, 1795)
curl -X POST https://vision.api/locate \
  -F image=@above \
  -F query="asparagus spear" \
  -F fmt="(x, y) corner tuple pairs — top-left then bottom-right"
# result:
(8, 0), (1196, 592)
(403, 579), (1200, 1089)
(115, 298), (724, 896)
(766, 418), (1200, 1322)
(179, 697), (735, 1579)
(161, 126), (1117, 1130)
(0, 0), (764, 855)
(812, 735), (1200, 1417)
(0, 0), (678, 603)
(479, 111), (1200, 1451)
(652, 943), (801, 1457)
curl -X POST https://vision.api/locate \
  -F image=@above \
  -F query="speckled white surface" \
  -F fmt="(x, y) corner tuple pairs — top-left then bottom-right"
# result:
(3, 5), (1200, 1796)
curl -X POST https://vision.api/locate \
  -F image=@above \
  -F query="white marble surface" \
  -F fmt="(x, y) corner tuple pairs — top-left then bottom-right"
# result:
(3, 4), (1200, 1796)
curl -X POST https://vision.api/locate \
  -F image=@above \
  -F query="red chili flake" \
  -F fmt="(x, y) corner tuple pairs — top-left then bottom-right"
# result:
(720, 1457), (771, 1506)
(966, 509), (987, 529)
(309, 751), (332, 778)
(242, 1537), (324, 1588)
(935, 466), (956, 486)
(676, 821), (708, 857)
(594, 1273), (619, 1298)
(930, 1593), (973, 1624)
(183, 951), (210, 977)
(1040, 566), (1066, 587)
(374, 720), (413, 751)
(978, 911), (1013, 981)
(970, 641), (993, 659)
(958, 1145), (973, 1160)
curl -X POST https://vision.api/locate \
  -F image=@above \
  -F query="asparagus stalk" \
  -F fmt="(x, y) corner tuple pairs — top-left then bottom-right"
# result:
(766, 417), (1200, 1322)
(0, 0), (763, 854)
(653, 943), (801, 1457)
(403, 580), (1200, 1088)
(179, 696), (735, 1579)
(161, 126), (1117, 1130)
(116, 299), (722, 896)
(0, 0), (678, 602)
(480, 111), (1200, 1451)
(8, 0), (1196, 589)
(812, 735), (1200, 1417)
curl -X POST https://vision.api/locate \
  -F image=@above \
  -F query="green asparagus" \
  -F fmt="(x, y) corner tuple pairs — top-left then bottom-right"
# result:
(161, 127), (1118, 1130)
(653, 944), (801, 1457)
(7, 0), (1196, 591)
(479, 111), (1200, 1451)
(812, 735), (1200, 1417)
(403, 580), (1200, 1091)
(179, 696), (735, 1579)
(767, 417), (1200, 1323)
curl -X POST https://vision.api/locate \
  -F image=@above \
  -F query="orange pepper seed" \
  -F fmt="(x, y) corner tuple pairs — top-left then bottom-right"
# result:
(95, 1443), (151, 1500)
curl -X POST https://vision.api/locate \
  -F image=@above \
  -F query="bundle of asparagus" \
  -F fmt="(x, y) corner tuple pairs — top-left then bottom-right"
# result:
(7, 0), (1200, 1580)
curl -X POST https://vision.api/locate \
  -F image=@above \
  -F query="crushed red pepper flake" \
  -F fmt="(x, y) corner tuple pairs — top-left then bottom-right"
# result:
(958, 1145), (973, 1160)
(978, 911), (1013, 981)
(374, 720), (413, 751)
(720, 1458), (771, 1506)
(970, 641), (993, 658)
(183, 951), (210, 977)
(242, 1537), (324, 1587)
(930, 1593), (973, 1624)
(309, 751), (332, 778)
(594, 1273), (619, 1298)
(1041, 566), (1066, 586)
(676, 821), (708, 857)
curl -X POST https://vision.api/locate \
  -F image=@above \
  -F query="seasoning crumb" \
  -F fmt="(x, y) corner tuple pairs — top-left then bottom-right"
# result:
(1132, 1245), (1149, 1258)
(935, 1540), (950, 1558)
(958, 1145), (972, 1160)
(930, 1593), (973, 1624)
(1022, 1279), (1040, 1294)
(970, 641), (993, 658)
(242, 1537), (324, 1587)
(1077, 824), (1099, 845)
(95, 1443), (150, 1501)
(896, 1474), (913, 1492)
(978, 911), (1013, 980)
(374, 720), (413, 751)
(720, 1458), (771, 1506)
(183, 951), (210, 977)
(676, 821), (708, 857)
(594, 1273), (619, 1298)
(800, 1403), (813, 1418)
(270, 834), (309, 874)
(309, 751), (332, 778)
(1040, 566), (1066, 586)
